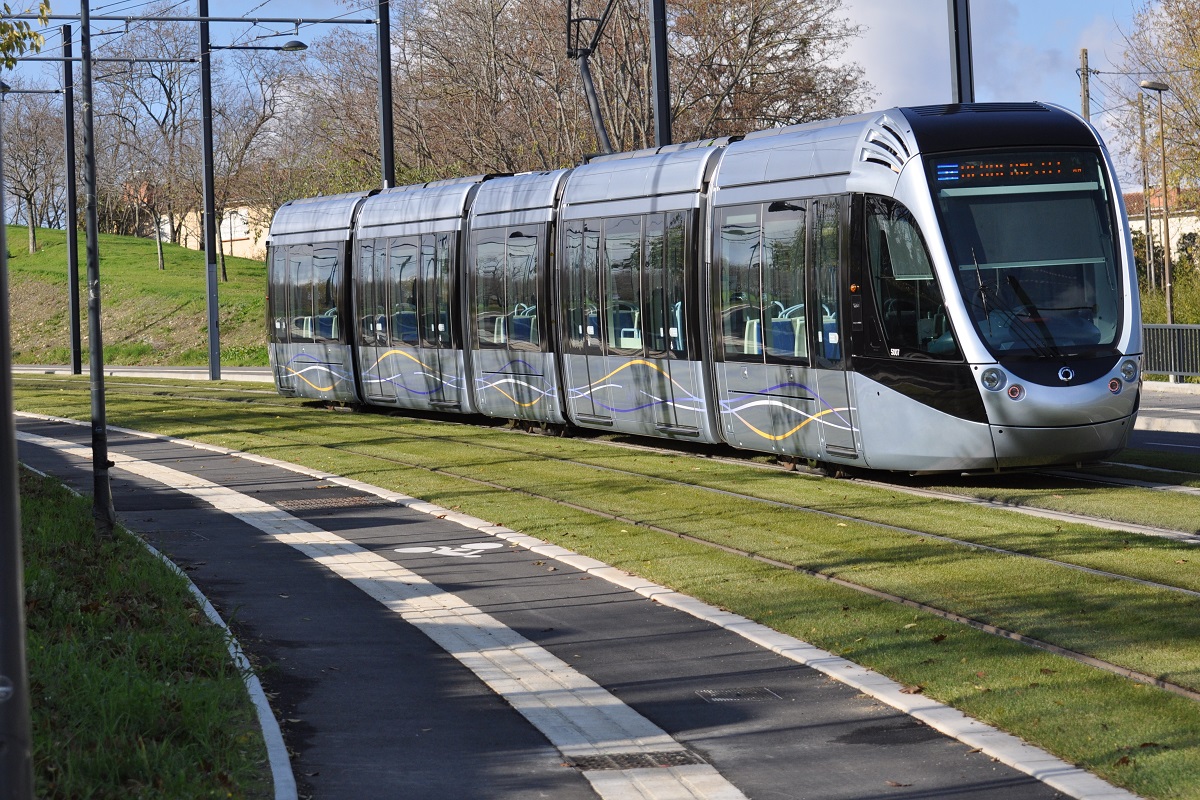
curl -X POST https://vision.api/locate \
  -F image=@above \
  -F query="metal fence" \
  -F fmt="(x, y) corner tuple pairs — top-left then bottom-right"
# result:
(1143, 324), (1200, 378)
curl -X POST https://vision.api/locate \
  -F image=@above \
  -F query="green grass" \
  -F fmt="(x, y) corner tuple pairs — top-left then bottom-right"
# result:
(20, 467), (271, 799)
(7, 226), (267, 367)
(12, 374), (1200, 800)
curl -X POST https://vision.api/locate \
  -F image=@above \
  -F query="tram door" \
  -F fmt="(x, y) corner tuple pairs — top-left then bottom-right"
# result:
(563, 222), (609, 421)
(811, 197), (859, 457)
(360, 239), (396, 404)
(419, 234), (452, 407)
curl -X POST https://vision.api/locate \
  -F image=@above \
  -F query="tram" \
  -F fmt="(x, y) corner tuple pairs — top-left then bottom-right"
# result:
(265, 102), (1142, 473)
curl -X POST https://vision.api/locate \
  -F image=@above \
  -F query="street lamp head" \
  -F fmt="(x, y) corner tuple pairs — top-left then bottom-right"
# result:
(1140, 79), (1171, 93)
(280, 39), (308, 52)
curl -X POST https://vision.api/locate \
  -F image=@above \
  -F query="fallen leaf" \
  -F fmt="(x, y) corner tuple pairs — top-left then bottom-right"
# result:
(1115, 756), (1132, 767)
(931, 634), (947, 643)
(1140, 742), (1162, 748)
(899, 685), (924, 695)
(976, 671), (987, 678)
(885, 780), (913, 787)
(903, 623), (918, 629)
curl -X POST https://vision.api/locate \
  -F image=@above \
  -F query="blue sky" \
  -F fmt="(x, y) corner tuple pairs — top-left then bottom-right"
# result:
(845, 0), (1138, 114)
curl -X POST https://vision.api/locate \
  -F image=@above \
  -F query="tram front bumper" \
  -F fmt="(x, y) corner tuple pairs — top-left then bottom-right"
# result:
(990, 415), (1136, 468)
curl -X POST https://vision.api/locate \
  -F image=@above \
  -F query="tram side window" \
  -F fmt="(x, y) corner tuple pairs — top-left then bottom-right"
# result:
(604, 217), (642, 355)
(762, 201), (807, 361)
(666, 211), (687, 357)
(312, 243), (341, 343)
(389, 238), (419, 346)
(562, 220), (603, 353)
(814, 199), (842, 363)
(866, 197), (960, 359)
(645, 215), (667, 355)
(287, 244), (314, 343)
(717, 206), (763, 361)
(419, 234), (453, 347)
(358, 240), (389, 346)
(474, 229), (506, 347)
(507, 229), (541, 349)
(268, 245), (287, 343)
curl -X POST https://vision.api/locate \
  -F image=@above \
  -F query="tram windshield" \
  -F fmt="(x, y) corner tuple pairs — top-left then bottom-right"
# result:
(928, 149), (1122, 358)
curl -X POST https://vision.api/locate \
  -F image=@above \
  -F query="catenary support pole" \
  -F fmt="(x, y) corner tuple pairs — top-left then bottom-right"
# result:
(947, 0), (974, 104)
(199, 0), (220, 379)
(80, 2), (116, 535)
(648, 0), (671, 147)
(377, 0), (394, 188)
(0, 79), (35, 800)
(63, 24), (81, 374)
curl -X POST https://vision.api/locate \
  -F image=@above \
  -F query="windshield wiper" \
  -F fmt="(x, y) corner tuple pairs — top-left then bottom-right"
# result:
(972, 248), (992, 324)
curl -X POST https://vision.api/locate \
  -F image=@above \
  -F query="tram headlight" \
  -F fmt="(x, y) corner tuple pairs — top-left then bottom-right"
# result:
(981, 368), (1006, 391)
(1120, 359), (1139, 383)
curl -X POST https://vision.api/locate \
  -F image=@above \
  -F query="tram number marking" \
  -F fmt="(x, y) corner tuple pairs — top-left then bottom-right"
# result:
(395, 542), (506, 559)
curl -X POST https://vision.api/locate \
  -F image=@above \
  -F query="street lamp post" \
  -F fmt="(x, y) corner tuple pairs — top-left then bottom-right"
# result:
(1140, 79), (1173, 325)
(1138, 92), (1156, 291)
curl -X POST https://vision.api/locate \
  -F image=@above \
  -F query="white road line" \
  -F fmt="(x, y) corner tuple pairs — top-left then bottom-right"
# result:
(16, 414), (1142, 800)
(16, 426), (747, 800)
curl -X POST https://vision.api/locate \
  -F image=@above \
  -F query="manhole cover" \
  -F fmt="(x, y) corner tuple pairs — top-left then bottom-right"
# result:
(695, 687), (783, 703)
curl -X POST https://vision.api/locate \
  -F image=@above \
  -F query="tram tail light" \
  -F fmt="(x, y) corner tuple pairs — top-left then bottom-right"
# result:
(1006, 384), (1025, 400)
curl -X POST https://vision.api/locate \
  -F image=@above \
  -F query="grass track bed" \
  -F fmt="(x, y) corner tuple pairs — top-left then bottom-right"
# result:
(13, 374), (1200, 800)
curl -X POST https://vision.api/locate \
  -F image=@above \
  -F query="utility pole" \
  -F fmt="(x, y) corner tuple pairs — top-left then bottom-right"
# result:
(1080, 48), (1090, 121)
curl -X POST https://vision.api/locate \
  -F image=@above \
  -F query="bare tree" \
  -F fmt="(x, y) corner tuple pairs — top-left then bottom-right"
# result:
(1105, 0), (1200, 192)
(3, 88), (66, 253)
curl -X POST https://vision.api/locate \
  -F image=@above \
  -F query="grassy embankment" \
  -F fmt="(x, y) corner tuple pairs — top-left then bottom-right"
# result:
(13, 373), (1200, 800)
(19, 467), (271, 799)
(6, 225), (268, 366)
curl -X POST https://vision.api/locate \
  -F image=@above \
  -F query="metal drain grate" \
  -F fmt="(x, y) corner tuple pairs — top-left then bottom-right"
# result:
(274, 495), (393, 511)
(695, 687), (782, 703)
(568, 751), (707, 771)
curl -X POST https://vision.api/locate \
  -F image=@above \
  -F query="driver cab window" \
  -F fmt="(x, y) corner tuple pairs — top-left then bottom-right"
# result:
(866, 196), (960, 360)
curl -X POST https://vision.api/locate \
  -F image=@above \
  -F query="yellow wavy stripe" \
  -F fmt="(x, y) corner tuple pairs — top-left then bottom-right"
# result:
(368, 348), (432, 371)
(487, 385), (545, 408)
(287, 367), (336, 393)
(593, 359), (691, 394)
(737, 407), (845, 442)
